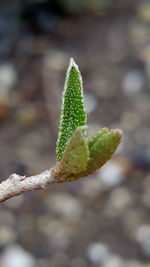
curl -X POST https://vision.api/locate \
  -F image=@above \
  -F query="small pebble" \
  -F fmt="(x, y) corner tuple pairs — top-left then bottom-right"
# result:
(86, 242), (110, 265)
(122, 70), (144, 96)
(2, 245), (35, 267)
(0, 63), (17, 96)
(99, 161), (124, 188)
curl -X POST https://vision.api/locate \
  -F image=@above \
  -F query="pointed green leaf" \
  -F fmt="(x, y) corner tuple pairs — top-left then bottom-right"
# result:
(56, 58), (87, 161)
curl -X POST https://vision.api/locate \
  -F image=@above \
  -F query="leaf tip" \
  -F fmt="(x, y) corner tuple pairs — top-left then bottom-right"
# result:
(110, 128), (123, 140)
(69, 57), (79, 71)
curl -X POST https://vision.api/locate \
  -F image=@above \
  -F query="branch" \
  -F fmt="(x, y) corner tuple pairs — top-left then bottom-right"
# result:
(0, 170), (55, 203)
(0, 128), (122, 203)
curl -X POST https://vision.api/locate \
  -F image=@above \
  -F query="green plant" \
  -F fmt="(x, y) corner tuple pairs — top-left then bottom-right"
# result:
(51, 58), (122, 182)
(0, 58), (122, 202)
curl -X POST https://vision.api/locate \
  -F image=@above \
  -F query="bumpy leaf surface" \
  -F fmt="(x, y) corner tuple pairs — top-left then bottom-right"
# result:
(52, 127), (89, 182)
(56, 58), (87, 161)
(87, 129), (122, 174)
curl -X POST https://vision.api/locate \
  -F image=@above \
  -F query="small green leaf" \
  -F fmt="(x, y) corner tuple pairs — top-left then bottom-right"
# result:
(86, 129), (122, 174)
(56, 58), (87, 161)
(52, 126), (89, 181)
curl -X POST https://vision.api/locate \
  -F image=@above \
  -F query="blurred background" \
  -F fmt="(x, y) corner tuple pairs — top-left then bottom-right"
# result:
(0, 0), (150, 266)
